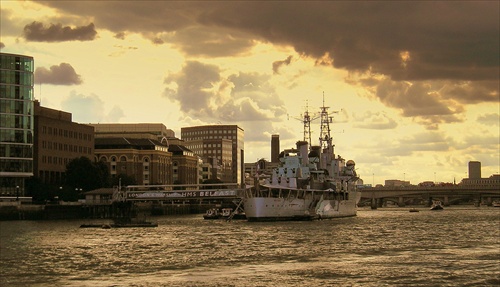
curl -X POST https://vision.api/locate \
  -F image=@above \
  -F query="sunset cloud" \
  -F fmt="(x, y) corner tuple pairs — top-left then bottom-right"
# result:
(35, 63), (83, 85)
(164, 61), (285, 123)
(23, 21), (97, 42)
(30, 2), (498, 127)
(353, 111), (398, 130)
(61, 91), (125, 123)
(1, 1), (497, 183)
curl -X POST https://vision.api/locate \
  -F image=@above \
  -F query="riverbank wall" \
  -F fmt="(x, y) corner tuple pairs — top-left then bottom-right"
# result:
(0, 202), (230, 221)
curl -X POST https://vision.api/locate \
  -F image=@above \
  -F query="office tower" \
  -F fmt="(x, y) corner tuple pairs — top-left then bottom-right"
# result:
(0, 53), (34, 196)
(181, 125), (244, 186)
(468, 161), (481, 179)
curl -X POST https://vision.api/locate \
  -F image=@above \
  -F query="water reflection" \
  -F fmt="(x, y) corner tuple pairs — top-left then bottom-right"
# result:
(1, 207), (499, 286)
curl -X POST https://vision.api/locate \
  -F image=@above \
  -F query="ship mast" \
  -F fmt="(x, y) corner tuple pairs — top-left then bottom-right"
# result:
(318, 93), (338, 155)
(293, 100), (319, 147)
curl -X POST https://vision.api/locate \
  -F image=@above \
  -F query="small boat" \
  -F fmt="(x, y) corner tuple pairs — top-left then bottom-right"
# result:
(203, 208), (246, 220)
(430, 200), (444, 210)
(492, 201), (500, 207)
(203, 208), (221, 219)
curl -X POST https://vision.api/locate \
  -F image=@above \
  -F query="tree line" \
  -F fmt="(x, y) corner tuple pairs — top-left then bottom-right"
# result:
(26, 156), (226, 203)
(26, 157), (136, 203)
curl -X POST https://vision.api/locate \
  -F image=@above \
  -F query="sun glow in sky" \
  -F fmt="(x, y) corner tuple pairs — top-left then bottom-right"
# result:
(1, 1), (498, 185)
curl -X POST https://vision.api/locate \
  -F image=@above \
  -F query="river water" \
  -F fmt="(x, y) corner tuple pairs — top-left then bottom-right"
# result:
(1, 207), (499, 287)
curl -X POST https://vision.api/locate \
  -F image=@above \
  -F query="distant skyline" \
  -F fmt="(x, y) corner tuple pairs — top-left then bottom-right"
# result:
(1, 1), (498, 185)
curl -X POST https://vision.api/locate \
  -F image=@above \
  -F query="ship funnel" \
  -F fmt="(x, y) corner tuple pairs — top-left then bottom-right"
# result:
(296, 141), (309, 166)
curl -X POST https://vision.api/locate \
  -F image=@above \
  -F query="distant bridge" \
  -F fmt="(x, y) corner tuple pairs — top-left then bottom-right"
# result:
(359, 185), (500, 207)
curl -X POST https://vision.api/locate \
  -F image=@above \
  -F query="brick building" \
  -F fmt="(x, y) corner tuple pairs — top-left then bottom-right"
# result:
(33, 101), (94, 186)
(94, 137), (172, 185)
(168, 144), (198, 184)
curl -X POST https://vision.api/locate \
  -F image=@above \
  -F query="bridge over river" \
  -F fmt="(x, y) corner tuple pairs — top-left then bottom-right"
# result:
(359, 185), (500, 208)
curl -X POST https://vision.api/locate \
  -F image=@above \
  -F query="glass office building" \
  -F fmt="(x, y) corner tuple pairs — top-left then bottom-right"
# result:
(0, 53), (34, 195)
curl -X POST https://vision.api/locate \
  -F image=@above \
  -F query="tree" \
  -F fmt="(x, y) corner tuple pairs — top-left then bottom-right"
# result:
(25, 177), (52, 203)
(65, 156), (109, 192)
(95, 160), (111, 187)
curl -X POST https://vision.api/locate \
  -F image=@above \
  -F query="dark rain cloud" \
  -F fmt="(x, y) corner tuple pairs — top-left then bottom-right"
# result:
(30, 1), (500, 129)
(168, 26), (255, 57)
(273, 56), (293, 75)
(23, 21), (97, 42)
(35, 63), (82, 85)
(31, 2), (499, 80)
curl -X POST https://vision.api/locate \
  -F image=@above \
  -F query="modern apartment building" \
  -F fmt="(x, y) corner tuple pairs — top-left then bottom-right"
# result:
(33, 101), (95, 186)
(0, 52), (34, 196)
(181, 125), (244, 186)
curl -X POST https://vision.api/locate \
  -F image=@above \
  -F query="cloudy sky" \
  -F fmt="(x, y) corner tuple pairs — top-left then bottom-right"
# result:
(1, 1), (498, 185)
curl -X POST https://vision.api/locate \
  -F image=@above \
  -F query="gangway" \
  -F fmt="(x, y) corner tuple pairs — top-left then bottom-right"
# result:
(226, 198), (245, 221)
